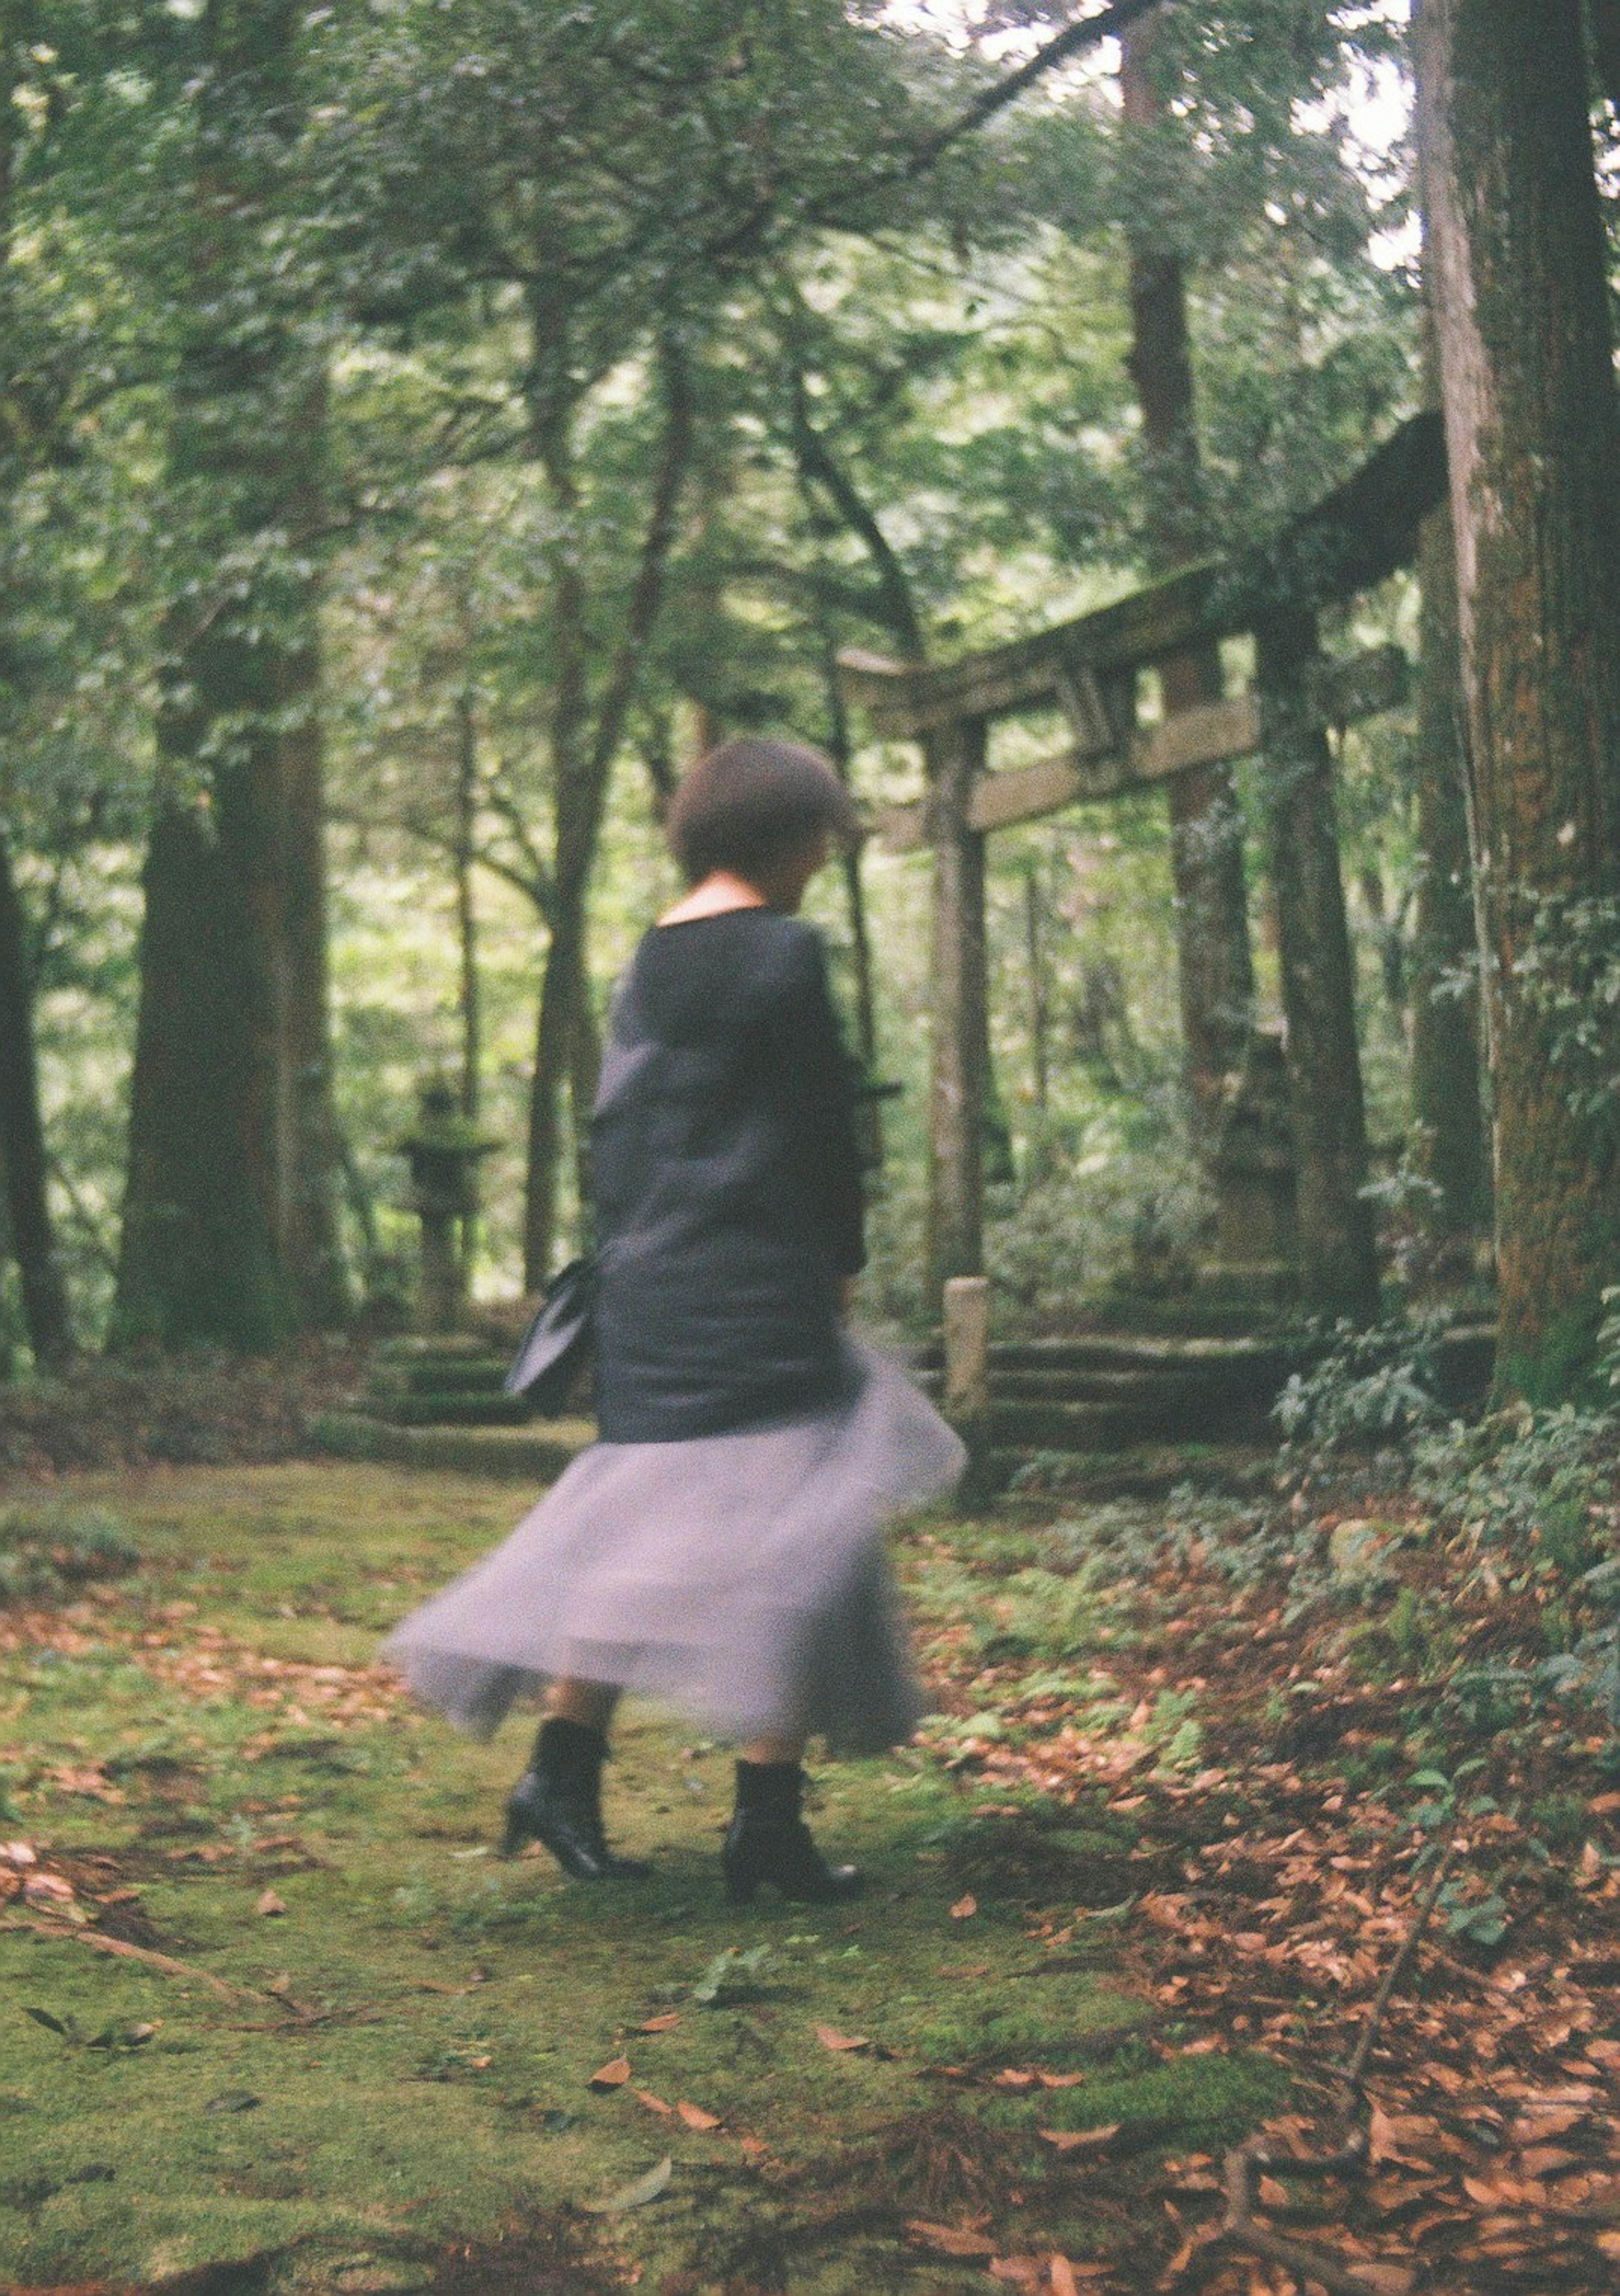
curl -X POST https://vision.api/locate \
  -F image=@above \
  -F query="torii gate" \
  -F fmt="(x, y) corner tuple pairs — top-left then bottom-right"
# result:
(837, 412), (1450, 1322)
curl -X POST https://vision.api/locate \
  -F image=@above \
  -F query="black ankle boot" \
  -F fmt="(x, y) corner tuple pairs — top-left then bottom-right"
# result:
(722, 1761), (862, 1906)
(502, 1718), (650, 1881)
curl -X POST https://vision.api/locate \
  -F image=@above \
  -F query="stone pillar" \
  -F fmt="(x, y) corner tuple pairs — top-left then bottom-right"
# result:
(943, 1273), (992, 1505)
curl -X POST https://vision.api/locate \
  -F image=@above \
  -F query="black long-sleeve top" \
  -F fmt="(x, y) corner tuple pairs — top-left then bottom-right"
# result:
(590, 909), (866, 1443)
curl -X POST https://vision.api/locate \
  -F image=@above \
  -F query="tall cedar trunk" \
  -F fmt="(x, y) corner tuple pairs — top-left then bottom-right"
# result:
(821, 644), (879, 1070)
(1589, 0), (1620, 107)
(452, 683), (483, 1283)
(1121, 15), (1255, 1130)
(271, 385), (346, 1328)
(0, 829), (74, 1365)
(521, 406), (591, 1290)
(116, 800), (289, 1349)
(928, 717), (990, 1296)
(0, 38), (73, 1369)
(522, 342), (693, 1287)
(453, 688), (482, 1125)
(1257, 611), (1380, 1321)
(1410, 429), (1491, 1234)
(1413, 0), (1620, 1399)
(114, 0), (343, 1346)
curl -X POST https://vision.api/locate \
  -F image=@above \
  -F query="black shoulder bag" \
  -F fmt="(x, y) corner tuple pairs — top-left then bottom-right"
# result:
(503, 1255), (597, 1415)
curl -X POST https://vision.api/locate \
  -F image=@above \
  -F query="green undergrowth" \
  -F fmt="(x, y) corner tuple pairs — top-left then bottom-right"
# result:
(0, 1464), (1291, 2294)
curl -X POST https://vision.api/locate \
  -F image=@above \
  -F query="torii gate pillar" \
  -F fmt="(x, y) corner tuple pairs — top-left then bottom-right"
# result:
(926, 716), (990, 1298)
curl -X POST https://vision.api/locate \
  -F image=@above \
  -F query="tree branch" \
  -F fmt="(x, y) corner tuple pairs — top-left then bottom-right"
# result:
(786, 359), (926, 661)
(908, 0), (1169, 172)
(582, 333), (697, 787)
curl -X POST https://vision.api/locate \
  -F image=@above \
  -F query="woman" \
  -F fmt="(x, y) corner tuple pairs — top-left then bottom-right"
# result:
(385, 738), (963, 1903)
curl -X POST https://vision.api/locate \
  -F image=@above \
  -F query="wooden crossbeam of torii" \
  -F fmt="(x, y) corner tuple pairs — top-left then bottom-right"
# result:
(835, 411), (1450, 1318)
(862, 645), (1410, 854)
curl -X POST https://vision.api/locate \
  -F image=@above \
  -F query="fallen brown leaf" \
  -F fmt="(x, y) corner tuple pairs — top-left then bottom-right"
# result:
(255, 1889), (287, 1918)
(675, 2100), (722, 2131)
(588, 2055), (632, 2089)
(636, 2012), (682, 2032)
(1039, 2124), (1122, 2154)
(950, 1893), (978, 1920)
(904, 2219), (996, 2259)
(813, 2024), (870, 2052)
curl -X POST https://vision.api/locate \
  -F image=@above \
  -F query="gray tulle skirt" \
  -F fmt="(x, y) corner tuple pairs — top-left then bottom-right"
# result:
(382, 1341), (964, 1755)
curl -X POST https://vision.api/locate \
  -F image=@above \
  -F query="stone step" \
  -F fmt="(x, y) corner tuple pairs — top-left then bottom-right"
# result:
(368, 1356), (511, 1400)
(990, 1400), (1142, 1450)
(916, 1334), (1292, 1378)
(373, 1333), (494, 1363)
(312, 1413), (592, 1481)
(383, 1391), (534, 1428)
(918, 1322), (1495, 1452)
(990, 1396), (1277, 1449)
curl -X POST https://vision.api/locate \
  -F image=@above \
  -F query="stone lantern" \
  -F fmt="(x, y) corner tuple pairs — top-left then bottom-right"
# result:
(1204, 1031), (1299, 1294)
(396, 1081), (497, 1334)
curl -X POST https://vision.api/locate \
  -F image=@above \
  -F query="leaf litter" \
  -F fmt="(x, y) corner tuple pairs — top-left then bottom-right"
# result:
(904, 1479), (1620, 2294)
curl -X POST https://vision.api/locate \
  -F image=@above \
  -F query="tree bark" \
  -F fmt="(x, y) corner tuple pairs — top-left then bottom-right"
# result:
(821, 641), (879, 1071)
(0, 829), (74, 1367)
(928, 716), (990, 1298)
(1589, 0), (1620, 108)
(271, 387), (346, 1330)
(1257, 610), (1380, 1321)
(1024, 863), (1050, 1116)
(1410, 448), (1491, 1236)
(1121, 14), (1255, 1131)
(115, 798), (291, 1351)
(0, 36), (73, 1372)
(114, 0), (344, 1347)
(1413, 0), (1620, 1399)
(522, 338), (694, 1286)
(453, 687), (482, 1125)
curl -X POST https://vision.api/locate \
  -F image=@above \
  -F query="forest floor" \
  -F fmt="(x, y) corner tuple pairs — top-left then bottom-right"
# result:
(0, 1457), (1618, 2296)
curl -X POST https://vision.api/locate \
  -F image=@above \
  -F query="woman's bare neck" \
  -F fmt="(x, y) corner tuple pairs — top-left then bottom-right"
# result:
(658, 872), (768, 927)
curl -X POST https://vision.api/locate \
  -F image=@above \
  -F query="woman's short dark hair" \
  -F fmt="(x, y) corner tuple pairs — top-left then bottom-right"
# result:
(666, 737), (859, 886)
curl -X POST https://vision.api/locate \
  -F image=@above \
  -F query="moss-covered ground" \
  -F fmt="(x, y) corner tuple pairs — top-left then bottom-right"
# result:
(0, 1464), (1292, 2294)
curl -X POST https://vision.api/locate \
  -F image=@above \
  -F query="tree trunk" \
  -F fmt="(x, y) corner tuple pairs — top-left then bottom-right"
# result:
(928, 717), (990, 1298)
(522, 340), (693, 1286)
(272, 392), (346, 1330)
(113, 0), (343, 1346)
(1589, 0), (1620, 107)
(1024, 863), (1050, 1116)
(1121, 14), (1255, 1130)
(268, 580), (347, 1329)
(1257, 611), (1380, 1321)
(1410, 453), (1491, 1235)
(454, 688), (482, 1124)
(569, 978), (601, 1248)
(821, 642), (879, 1070)
(0, 23), (73, 1369)
(0, 829), (74, 1367)
(1413, 0), (1620, 1399)
(114, 799), (291, 1351)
